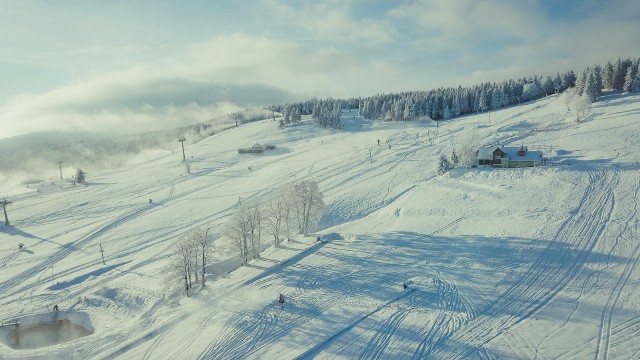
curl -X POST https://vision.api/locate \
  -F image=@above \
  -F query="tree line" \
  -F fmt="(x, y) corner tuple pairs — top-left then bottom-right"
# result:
(574, 57), (640, 102)
(276, 98), (352, 129)
(272, 57), (640, 128)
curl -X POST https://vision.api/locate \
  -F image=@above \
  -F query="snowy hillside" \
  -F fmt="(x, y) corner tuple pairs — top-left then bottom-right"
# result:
(1, 92), (639, 359)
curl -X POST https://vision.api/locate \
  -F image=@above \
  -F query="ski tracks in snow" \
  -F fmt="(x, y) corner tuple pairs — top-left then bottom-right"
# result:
(0, 202), (155, 298)
(0, 249), (20, 269)
(594, 176), (640, 360)
(358, 309), (410, 360)
(197, 306), (281, 360)
(324, 277), (474, 360)
(411, 278), (474, 359)
(434, 168), (618, 359)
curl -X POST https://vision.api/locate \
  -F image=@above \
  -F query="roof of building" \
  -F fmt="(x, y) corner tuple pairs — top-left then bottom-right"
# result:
(477, 146), (500, 160)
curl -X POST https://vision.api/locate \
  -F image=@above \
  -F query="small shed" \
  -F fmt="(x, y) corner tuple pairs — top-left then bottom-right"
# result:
(238, 143), (276, 154)
(477, 147), (506, 166)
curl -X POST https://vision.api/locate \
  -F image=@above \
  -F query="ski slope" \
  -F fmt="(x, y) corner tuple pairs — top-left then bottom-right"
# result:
(1, 92), (639, 359)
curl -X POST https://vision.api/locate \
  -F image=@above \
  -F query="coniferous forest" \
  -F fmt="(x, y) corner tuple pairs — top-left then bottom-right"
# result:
(274, 57), (640, 129)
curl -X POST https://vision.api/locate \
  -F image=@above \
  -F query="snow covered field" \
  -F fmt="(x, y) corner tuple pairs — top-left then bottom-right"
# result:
(1, 92), (639, 359)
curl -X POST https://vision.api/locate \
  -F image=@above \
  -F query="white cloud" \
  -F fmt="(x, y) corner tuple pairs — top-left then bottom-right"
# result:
(261, 0), (394, 45)
(0, 33), (400, 139)
(385, 0), (639, 84)
(389, 0), (540, 45)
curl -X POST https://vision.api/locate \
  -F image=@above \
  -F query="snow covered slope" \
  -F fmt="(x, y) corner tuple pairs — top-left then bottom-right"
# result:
(1, 92), (639, 359)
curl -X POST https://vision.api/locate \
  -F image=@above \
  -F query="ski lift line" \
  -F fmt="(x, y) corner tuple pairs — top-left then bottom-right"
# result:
(5, 219), (183, 301)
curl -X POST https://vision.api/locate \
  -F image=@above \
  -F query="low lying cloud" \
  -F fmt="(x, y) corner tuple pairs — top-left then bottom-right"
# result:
(0, 49), (296, 139)
(2, 92), (242, 139)
(0, 32), (413, 140)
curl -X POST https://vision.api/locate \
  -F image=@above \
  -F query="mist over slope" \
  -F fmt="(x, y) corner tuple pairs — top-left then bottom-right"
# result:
(0, 92), (639, 359)
(0, 109), (272, 197)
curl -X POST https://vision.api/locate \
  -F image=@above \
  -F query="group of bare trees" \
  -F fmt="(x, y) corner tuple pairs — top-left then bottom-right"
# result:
(224, 200), (264, 265)
(224, 180), (325, 265)
(170, 180), (324, 297)
(172, 225), (212, 297)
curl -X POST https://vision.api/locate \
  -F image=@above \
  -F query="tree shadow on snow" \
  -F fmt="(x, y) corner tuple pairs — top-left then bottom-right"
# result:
(47, 261), (130, 291)
(209, 231), (630, 359)
(247, 231), (626, 317)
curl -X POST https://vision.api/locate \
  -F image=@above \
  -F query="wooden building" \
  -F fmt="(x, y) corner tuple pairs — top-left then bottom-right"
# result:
(477, 145), (543, 168)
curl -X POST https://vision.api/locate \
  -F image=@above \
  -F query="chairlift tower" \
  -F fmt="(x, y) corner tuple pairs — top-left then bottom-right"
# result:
(178, 137), (187, 162)
(58, 161), (63, 180)
(1, 198), (12, 226)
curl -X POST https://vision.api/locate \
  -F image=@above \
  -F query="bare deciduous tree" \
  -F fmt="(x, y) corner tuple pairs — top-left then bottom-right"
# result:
(174, 236), (195, 296)
(453, 128), (478, 168)
(224, 206), (252, 265)
(562, 88), (576, 112)
(265, 188), (294, 245)
(292, 180), (325, 235)
(574, 93), (592, 122)
(170, 225), (214, 295)
(247, 201), (263, 259)
(196, 225), (212, 287)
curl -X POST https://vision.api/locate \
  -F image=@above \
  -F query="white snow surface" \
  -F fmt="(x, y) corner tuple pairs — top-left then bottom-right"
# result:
(1, 92), (639, 359)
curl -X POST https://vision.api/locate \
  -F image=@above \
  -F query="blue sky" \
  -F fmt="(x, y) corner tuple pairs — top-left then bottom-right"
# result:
(0, 0), (638, 138)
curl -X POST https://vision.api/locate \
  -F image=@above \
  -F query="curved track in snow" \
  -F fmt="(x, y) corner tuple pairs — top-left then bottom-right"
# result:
(432, 168), (619, 358)
(0, 203), (156, 298)
(197, 307), (281, 360)
(594, 177), (640, 360)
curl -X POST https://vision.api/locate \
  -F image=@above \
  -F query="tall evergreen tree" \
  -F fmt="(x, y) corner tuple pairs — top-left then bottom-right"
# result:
(603, 61), (614, 89)
(593, 64), (603, 96)
(75, 169), (86, 184)
(541, 76), (554, 95)
(437, 154), (452, 175)
(584, 69), (599, 102)
(490, 87), (502, 110)
(443, 104), (452, 120)
(612, 58), (627, 90)
(478, 88), (489, 112)
(623, 64), (637, 92)
(562, 71), (577, 90)
(574, 69), (587, 95)
(452, 89), (463, 117)
(553, 73), (563, 94)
